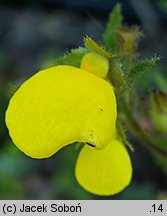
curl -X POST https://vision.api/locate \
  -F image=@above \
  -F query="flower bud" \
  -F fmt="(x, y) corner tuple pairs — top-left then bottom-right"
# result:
(117, 26), (141, 55)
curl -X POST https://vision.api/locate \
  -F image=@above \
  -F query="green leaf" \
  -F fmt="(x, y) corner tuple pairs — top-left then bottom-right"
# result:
(84, 36), (111, 59)
(103, 4), (123, 51)
(54, 47), (88, 67)
(128, 56), (160, 85)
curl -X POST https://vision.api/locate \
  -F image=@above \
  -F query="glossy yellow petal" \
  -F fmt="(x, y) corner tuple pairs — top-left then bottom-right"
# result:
(6, 65), (117, 159)
(80, 53), (109, 78)
(75, 140), (132, 196)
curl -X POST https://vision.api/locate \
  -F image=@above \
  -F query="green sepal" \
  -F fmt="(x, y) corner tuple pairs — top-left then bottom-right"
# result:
(54, 47), (88, 68)
(107, 59), (128, 91)
(84, 36), (111, 59)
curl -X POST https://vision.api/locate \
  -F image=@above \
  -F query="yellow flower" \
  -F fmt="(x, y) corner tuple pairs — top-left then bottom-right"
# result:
(5, 53), (132, 195)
